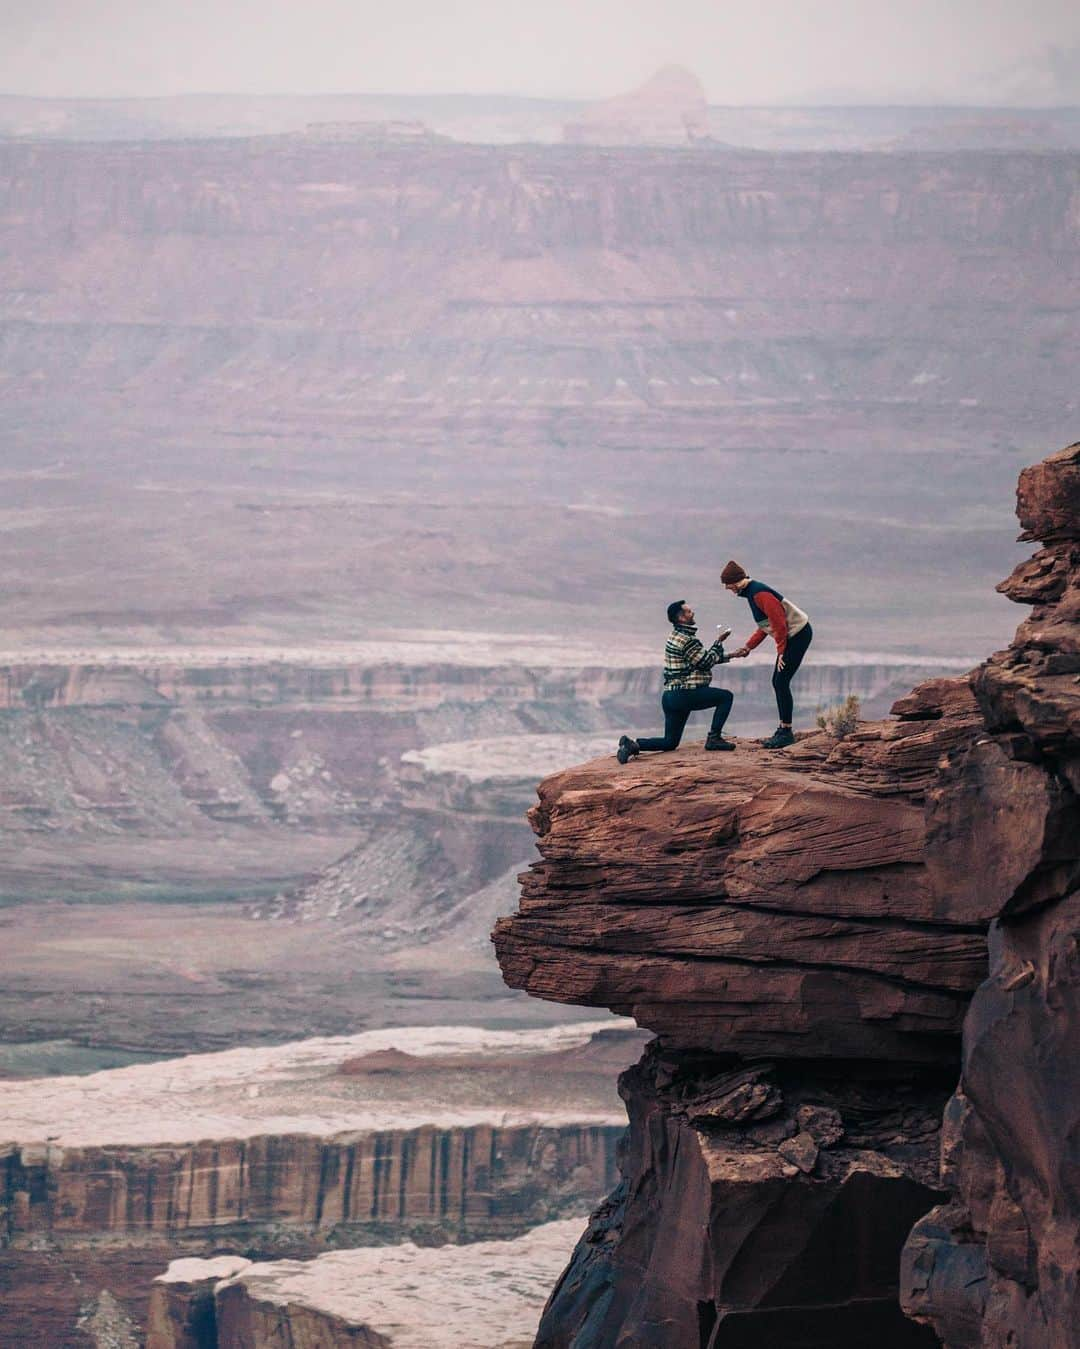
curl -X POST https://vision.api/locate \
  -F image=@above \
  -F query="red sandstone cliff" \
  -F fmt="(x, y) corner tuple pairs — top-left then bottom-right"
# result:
(900, 444), (1080, 1348)
(493, 444), (1079, 1346)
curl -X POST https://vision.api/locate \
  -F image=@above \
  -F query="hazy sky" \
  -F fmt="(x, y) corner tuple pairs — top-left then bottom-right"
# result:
(3, 0), (1079, 104)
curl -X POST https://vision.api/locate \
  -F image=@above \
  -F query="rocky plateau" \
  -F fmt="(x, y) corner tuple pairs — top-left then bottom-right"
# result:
(494, 444), (1080, 1346)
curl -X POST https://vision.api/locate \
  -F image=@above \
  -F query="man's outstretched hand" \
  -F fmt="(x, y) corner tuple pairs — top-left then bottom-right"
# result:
(732, 647), (751, 659)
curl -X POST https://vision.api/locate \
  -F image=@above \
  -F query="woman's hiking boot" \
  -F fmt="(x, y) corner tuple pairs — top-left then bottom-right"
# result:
(761, 726), (796, 749)
(617, 735), (640, 764)
(704, 733), (736, 751)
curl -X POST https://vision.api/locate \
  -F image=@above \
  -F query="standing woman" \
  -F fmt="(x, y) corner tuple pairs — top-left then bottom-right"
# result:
(721, 560), (813, 749)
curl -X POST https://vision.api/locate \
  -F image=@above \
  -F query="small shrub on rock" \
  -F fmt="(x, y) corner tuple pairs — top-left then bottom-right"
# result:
(816, 694), (861, 739)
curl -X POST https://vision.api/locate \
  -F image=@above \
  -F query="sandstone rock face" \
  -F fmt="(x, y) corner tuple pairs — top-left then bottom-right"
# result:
(534, 1047), (945, 1347)
(3, 1124), (618, 1250)
(901, 445), (1080, 1348)
(494, 450), (1080, 1345)
(493, 691), (990, 1342)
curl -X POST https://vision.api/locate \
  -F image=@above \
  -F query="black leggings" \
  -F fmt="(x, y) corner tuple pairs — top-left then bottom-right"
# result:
(637, 686), (733, 751)
(773, 623), (813, 724)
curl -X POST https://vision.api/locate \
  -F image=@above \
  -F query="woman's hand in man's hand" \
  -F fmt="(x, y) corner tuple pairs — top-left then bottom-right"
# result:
(732, 647), (751, 659)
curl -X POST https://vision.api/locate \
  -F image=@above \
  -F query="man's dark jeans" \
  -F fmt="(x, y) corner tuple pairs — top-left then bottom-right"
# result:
(637, 686), (733, 751)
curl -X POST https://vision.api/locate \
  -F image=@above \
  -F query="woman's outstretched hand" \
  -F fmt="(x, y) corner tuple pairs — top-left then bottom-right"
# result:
(733, 647), (751, 659)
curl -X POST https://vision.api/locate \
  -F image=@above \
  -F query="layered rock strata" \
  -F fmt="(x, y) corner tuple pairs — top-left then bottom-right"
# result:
(3, 1123), (617, 1249)
(494, 447), (1080, 1345)
(2, 140), (1075, 456)
(533, 1049), (948, 1348)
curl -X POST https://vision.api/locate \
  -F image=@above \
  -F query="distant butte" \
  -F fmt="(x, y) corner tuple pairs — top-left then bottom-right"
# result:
(563, 65), (710, 145)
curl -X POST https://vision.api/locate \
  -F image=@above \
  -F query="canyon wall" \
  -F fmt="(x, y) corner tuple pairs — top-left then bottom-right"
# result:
(0, 656), (948, 718)
(0, 1024), (633, 1346)
(2, 137), (1067, 653)
(494, 682), (986, 1345)
(0, 659), (655, 874)
(2, 1123), (620, 1251)
(493, 445), (1080, 1346)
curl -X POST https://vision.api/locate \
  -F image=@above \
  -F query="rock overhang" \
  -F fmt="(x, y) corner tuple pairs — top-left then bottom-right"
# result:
(494, 684), (992, 1063)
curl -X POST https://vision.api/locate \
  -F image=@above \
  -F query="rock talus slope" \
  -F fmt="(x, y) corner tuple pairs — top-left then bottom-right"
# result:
(493, 444), (1079, 1347)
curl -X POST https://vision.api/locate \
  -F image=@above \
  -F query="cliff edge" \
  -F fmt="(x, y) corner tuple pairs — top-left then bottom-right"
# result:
(493, 444), (1079, 1347)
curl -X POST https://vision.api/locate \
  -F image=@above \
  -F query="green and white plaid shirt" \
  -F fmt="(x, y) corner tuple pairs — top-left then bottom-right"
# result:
(663, 623), (727, 691)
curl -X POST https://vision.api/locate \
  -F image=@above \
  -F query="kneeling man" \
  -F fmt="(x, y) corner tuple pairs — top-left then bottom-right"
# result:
(617, 600), (735, 763)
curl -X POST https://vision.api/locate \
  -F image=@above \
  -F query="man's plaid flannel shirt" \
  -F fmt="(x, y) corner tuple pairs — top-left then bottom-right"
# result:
(663, 623), (727, 691)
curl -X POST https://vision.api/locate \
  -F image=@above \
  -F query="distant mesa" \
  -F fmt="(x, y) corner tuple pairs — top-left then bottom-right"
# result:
(883, 114), (1064, 151)
(338, 1028), (650, 1077)
(298, 119), (444, 143)
(338, 1046), (426, 1074)
(564, 65), (710, 146)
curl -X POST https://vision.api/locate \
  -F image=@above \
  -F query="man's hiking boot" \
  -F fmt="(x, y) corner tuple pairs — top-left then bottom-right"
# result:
(761, 726), (796, 749)
(617, 735), (640, 765)
(704, 733), (736, 751)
